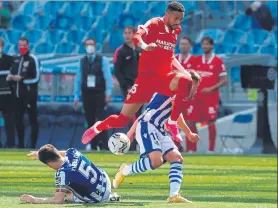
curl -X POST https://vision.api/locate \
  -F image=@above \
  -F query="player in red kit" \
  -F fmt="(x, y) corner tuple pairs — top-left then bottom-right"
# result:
(184, 37), (228, 153)
(81, 2), (199, 145)
(175, 36), (198, 152)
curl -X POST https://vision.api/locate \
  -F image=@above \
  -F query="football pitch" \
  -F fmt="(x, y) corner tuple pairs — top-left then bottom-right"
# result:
(0, 150), (277, 208)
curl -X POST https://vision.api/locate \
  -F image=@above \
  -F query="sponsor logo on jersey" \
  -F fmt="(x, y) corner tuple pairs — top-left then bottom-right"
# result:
(155, 39), (176, 51)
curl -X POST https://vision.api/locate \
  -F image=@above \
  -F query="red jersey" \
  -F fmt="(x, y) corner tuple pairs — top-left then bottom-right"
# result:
(175, 54), (196, 70)
(137, 17), (182, 76)
(194, 53), (227, 99)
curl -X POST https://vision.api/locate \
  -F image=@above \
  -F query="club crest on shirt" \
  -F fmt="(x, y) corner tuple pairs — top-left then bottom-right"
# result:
(23, 61), (29, 68)
(197, 65), (201, 68)
(209, 65), (214, 69)
(126, 56), (131, 60)
(187, 64), (191, 68)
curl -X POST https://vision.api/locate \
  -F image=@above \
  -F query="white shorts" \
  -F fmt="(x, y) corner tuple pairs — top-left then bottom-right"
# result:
(136, 121), (177, 158)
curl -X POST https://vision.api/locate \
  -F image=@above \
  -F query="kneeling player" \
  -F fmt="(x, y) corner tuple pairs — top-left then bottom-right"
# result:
(113, 91), (200, 203)
(20, 145), (120, 204)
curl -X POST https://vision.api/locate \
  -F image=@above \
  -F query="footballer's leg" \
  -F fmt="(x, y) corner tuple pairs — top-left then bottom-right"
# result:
(161, 135), (192, 203)
(113, 122), (163, 188)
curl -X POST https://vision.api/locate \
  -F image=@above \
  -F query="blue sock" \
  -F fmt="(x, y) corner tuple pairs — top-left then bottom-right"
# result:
(123, 157), (153, 176)
(169, 162), (183, 197)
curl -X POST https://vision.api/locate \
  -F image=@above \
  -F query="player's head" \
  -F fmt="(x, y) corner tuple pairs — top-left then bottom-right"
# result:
(38, 144), (63, 170)
(84, 38), (96, 55)
(179, 36), (192, 54)
(123, 26), (136, 44)
(201, 36), (214, 54)
(188, 70), (201, 100)
(165, 2), (185, 30)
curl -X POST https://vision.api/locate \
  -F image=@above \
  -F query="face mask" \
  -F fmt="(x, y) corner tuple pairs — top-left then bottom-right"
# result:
(19, 47), (28, 55)
(86, 45), (95, 54)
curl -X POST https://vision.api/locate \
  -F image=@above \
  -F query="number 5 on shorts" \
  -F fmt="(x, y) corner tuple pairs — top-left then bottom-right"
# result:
(129, 84), (138, 94)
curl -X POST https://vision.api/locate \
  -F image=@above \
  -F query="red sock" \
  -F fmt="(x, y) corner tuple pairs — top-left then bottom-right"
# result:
(208, 123), (216, 151)
(170, 77), (192, 121)
(97, 113), (131, 131)
(186, 122), (198, 152)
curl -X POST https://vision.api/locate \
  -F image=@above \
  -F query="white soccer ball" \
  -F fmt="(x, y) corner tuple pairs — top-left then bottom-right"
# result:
(108, 133), (130, 155)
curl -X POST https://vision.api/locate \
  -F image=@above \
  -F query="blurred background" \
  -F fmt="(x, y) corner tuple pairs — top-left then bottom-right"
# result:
(0, 0), (277, 154)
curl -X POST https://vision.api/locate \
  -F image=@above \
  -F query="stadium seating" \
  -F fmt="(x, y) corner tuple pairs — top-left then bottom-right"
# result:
(12, 14), (33, 30)
(24, 29), (44, 44)
(43, 1), (64, 16)
(56, 42), (76, 54)
(192, 43), (202, 55)
(45, 30), (66, 45)
(229, 14), (252, 31)
(33, 15), (53, 30)
(74, 16), (96, 31)
(222, 29), (245, 44)
(215, 44), (238, 54)
(260, 44), (277, 57)
(244, 29), (269, 45)
(195, 29), (224, 43)
(67, 30), (86, 44)
(6, 29), (22, 44)
(35, 42), (54, 54)
(237, 44), (259, 54)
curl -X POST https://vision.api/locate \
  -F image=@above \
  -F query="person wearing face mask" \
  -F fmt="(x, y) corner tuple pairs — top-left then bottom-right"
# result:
(73, 38), (113, 151)
(8, 37), (40, 149)
(0, 38), (15, 148)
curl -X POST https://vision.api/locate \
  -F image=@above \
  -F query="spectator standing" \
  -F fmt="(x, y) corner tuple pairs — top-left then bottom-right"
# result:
(74, 38), (113, 151)
(113, 26), (141, 150)
(184, 37), (227, 153)
(175, 36), (197, 152)
(8, 37), (40, 148)
(0, 38), (15, 148)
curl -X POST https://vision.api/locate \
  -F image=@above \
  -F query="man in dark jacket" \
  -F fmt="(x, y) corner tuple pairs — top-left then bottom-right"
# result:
(0, 38), (15, 148)
(8, 37), (40, 148)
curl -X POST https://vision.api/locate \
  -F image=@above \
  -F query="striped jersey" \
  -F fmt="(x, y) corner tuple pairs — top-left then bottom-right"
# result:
(55, 148), (108, 203)
(139, 93), (172, 135)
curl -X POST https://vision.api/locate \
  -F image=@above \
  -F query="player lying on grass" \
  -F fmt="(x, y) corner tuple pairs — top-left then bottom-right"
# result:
(20, 145), (120, 204)
(113, 71), (200, 203)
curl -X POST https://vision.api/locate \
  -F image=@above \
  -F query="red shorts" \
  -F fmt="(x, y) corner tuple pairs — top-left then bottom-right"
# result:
(124, 73), (176, 104)
(183, 96), (219, 122)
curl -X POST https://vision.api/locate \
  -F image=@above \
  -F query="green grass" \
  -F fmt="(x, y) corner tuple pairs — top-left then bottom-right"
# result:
(0, 150), (277, 208)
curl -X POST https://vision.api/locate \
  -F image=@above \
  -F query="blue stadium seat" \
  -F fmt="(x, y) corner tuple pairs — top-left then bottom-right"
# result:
(245, 29), (269, 45)
(108, 29), (124, 50)
(56, 42), (75, 54)
(205, 1), (222, 10)
(223, 29), (245, 44)
(266, 30), (277, 45)
(35, 42), (54, 54)
(196, 29), (224, 43)
(53, 15), (73, 30)
(62, 2), (85, 17)
(86, 1), (106, 16)
(67, 30), (86, 44)
(86, 30), (105, 44)
(192, 43), (202, 55)
(230, 14), (252, 31)
(107, 2), (126, 16)
(118, 14), (136, 29)
(34, 15), (53, 30)
(78, 45), (86, 54)
(12, 15), (33, 30)
(44, 1), (64, 16)
(260, 44), (277, 57)
(238, 44), (259, 54)
(230, 66), (241, 83)
(129, 1), (149, 17)
(215, 44), (238, 54)
(6, 30), (22, 44)
(181, 1), (197, 12)
(45, 30), (66, 45)
(266, 2), (277, 20)
(19, 1), (45, 15)
(149, 2), (167, 16)
(74, 16), (95, 31)
(24, 29), (44, 44)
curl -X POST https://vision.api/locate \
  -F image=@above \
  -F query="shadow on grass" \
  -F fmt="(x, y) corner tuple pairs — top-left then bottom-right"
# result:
(62, 201), (146, 207)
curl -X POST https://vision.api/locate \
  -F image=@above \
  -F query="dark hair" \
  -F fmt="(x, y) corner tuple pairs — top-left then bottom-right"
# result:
(0, 38), (4, 47)
(181, 36), (192, 45)
(201, 36), (214, 45)
(38, 144), (60, 164)
(167, 1), (185, 12)
(84, 38), (96, 45)
(19, 37), (29, 45)
(124, 26), (136, 34)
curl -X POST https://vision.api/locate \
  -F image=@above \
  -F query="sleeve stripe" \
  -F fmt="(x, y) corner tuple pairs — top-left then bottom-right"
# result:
(138, 25), (148, 35)
(219, 72), (227, 76)
(0, 70), (10, 75)
(23, 54), (40, 84)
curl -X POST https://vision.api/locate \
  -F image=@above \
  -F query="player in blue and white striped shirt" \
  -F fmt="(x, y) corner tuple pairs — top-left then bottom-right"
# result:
(20, 144), (120, 204)
(113, 89), (200, 203)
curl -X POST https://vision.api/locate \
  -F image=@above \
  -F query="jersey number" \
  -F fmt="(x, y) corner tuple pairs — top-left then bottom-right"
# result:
(78, 160), (97, 184)
(129, 84), (138, 94)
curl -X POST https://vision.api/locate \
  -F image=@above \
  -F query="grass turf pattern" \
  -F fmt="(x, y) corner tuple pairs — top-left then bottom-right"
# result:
(0, 150), (277, 208)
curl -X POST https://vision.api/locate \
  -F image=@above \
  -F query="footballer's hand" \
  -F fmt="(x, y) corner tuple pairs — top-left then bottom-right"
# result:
(187, 133), (200, 143)
(27, 151), (39, 160)
(20, 194), (36, 203)
(145, 43), (157, 51)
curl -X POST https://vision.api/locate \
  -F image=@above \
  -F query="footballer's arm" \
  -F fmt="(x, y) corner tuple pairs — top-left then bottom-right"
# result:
(211, 75), (228, 91)
(172, 56), (191, 77)
(177, 114), (199, 143)
(20, 191), (66, 204)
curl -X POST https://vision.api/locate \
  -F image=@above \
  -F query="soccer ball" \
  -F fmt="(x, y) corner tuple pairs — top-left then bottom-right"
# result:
(108, 133), (130, 155)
